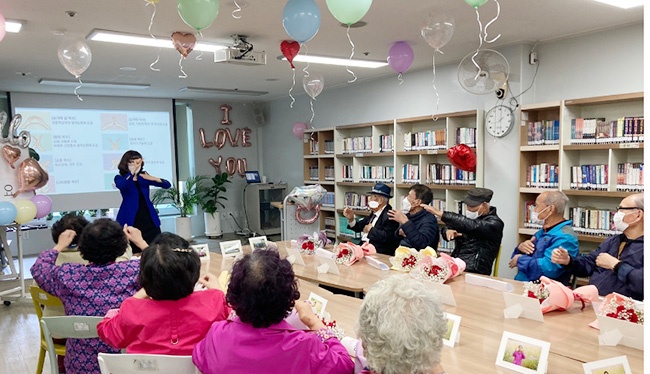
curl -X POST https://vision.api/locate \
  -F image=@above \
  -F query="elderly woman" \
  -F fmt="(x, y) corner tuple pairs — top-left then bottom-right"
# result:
(357, 275), (447, 374)
(193, 250), (353, 374)
(31, 218), (142, 374)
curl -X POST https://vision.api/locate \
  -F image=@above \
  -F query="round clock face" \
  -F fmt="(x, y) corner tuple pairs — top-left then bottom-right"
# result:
(485, 105), (514, 138)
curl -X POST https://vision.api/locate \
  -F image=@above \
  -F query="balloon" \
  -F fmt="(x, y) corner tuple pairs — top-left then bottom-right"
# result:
(14, 158), (49, 197)
(209, 156), (222, 174)
(0, 201), (17, 225)
(447, 144), (476, 172)
(464, 0), (488, 8)
(280, 40), (300, 69)
(2, 145), (21, 169)
(302, 73), (324, 99)
(225, 157), (236, 176)
(57, 39), (92, 78)
(0, 13), (6, 43)
(14, 200), (36, 224)
(199, 128), (214, 148)
(177, 0), (220, 31)
(421, 12), (455, 50)
(236, 158), (247, 177)
(282, 0), (321, 44)
(220, 104), (232, 125)
(171, 32), (197, 58)
(325, 0), (372, 25)
(31, 195), (53, 219)
(387, 42), (414, 74)
(292, 122), (307, 140)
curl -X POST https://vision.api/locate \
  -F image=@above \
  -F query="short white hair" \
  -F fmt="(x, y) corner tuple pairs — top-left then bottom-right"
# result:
(358, 275), (446, 374)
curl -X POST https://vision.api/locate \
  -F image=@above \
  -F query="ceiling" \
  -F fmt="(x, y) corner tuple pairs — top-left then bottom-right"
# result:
(0, 0), (643, 102)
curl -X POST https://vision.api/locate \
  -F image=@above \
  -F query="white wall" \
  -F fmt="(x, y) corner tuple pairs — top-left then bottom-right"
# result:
(261, 23), (643, 279)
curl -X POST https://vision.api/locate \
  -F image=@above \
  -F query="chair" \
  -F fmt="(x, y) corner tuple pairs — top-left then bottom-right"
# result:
(41, 316), (103, 374)
(30, 285), (65, 374)
(97, 353), (199, 374)
(492, 246), (502, 277)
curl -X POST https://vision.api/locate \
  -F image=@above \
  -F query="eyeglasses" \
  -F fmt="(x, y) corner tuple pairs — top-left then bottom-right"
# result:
(616, 206), (643, 211)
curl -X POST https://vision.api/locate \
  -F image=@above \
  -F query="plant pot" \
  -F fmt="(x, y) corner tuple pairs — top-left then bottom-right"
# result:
(204, 212), (222, 238)
(175, 216), (192, 240)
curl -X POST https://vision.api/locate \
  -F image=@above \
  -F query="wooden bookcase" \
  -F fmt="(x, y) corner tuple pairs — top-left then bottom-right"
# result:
(302, 128), (336, 241)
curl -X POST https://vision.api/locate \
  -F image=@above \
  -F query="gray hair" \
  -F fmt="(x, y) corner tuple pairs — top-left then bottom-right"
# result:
(358, 275), (446, 374)
(542, 190), (569, 214)
(629, 193), (644, 210)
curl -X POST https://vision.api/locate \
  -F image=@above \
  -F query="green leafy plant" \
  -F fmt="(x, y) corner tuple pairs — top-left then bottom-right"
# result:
(198, 172), (231, 217)
(152, 175), (208, 217)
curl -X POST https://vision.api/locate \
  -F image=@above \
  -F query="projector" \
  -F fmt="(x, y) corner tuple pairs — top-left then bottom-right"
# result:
(214, 48), (267, 66)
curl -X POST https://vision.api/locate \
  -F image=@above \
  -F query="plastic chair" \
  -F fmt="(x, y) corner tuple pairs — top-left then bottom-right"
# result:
(40, 316), (103, 374)
(97, 353), (199, 374)
(492, 246), (502, 277)
(30, 285), (65, 374)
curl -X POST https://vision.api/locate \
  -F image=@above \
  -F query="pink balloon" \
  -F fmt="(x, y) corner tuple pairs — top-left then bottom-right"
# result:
(0, 13), (6, 43)
(387, 41), (414, 74)
(292, 122), (307, 140)
(31, 194), (53, 219)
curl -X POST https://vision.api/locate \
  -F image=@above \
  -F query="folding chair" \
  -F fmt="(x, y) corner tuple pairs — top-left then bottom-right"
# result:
(97, 353), (199, 374)
(29, 285), (65, 374)
(40, 316), (103, 374)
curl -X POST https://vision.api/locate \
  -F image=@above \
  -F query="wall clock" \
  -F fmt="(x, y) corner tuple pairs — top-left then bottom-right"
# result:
(485, 105), (515, 138)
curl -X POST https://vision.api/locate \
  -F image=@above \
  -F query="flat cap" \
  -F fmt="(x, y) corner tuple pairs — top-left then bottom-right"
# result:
(462, 187), (493, 207)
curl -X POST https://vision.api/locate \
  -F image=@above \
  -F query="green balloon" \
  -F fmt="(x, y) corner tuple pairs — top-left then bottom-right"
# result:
(464, 0), (488, 8)
(177, 0), (220, 31)
(325, 0), (372, 25)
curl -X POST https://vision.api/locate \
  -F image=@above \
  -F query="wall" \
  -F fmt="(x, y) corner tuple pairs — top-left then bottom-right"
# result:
(262, 23), (643, 279)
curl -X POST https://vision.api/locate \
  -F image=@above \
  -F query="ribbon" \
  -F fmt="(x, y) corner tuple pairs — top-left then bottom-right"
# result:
(537, 276), (599, 314)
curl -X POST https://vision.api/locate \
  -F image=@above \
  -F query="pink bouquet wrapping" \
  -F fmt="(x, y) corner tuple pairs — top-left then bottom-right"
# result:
(523, 276), (599, 314)
(410, 253), (466, 283)
(333, 242), (377, 266)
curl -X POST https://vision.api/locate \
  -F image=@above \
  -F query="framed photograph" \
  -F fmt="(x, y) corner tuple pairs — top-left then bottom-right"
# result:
(442, 312), (462, 347)
(248, 236), (269, 251)
(219, 240), (243, 258)
(190, 244), (211, 277)
(582, 355), (632, 374)
(307, 292), (328, 318)
(495, 331), (551, 374)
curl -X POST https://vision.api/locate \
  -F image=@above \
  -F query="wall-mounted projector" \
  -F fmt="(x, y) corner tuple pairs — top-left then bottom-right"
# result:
(214, 34), (266, 66)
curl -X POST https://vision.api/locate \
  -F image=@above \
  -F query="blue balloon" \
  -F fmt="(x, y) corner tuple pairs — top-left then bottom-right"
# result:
(0, 201), (17, 226)
(282, 0), (321, 44)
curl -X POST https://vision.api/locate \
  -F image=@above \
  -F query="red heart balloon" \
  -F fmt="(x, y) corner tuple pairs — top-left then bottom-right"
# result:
(171, 32), (197, 59)
(280, 40), (300, 69)
(447, 144), (476, 172)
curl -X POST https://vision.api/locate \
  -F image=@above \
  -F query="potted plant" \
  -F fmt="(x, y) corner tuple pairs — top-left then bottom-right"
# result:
(199, 172), (231, 238)
(152, 175), (207, 240)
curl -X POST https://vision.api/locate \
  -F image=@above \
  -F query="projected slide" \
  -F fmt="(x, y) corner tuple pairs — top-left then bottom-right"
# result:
(14, 107), (173, 195)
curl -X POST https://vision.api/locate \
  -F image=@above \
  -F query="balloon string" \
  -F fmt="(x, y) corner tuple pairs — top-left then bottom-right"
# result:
(471, 8), (484, 80)
(483, 0), (502, 43)
(431, 54), (439, 121)
(146, 1), (161, 72)
(345, 25), (357, 83)
(74, 77), (83, 102)
(232, 0), (242, 19)
(178, 56), (188, 78)
(397, 73), (404, 85)
(309, 100), (315, 124)
(195, 30), (203, 60)
(302, 43), (310, 78)
(289, 69), (296, 108)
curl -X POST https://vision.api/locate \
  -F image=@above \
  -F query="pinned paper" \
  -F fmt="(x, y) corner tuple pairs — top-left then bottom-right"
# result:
(425, 282), (457, 307)
(316, 256), (340, 275)
(465, 273), (515, 292)
(503, 292), (544, 322)
(286, 248), (305, 266)
(365, 256), (390, 271)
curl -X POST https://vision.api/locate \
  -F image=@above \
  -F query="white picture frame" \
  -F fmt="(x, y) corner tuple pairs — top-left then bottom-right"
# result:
(248, 236), (269, 251)
(442, 312), (461, 347)
(219, 240), (243, 258)
(495, 331), (551, 374)
(190, 244), (211, 277)
(582, 355), (632, 374)
(307, 292), (328, 318)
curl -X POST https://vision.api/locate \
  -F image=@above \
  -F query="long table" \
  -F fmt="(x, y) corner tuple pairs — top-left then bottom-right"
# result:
(208, 241), (643, 373)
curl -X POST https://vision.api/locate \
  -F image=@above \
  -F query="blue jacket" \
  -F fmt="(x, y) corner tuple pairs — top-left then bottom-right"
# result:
(399, 209), (439, 250)
(567, 234), (643, 301)
(512, 220), (578, 285)
(115, 173), (171, 227)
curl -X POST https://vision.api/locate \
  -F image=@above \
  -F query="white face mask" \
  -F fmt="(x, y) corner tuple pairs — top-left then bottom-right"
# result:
(368, 200), (380, 210)
(613, 211), (633, 232)
(401, 197), (411, 214)
(465, 210), (479, 219)
(531, 206), (551, 225)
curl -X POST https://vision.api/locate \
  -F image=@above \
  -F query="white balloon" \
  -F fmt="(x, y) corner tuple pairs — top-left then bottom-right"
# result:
(302, 73), (324, 100)
(421, 12), (455, 51)
(57, 39), (92, 78)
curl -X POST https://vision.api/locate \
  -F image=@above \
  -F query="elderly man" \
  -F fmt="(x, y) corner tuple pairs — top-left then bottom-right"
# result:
(552, 193), (643, 301)
(388, 184), (439, 250)
(343, 183), (401, 255)
(510, 190), (578, 285)
(421, 187), (503, 275)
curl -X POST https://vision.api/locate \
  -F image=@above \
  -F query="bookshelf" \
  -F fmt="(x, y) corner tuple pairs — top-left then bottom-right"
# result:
(518, 93), (644, 254)
(302, 128), (336, 241)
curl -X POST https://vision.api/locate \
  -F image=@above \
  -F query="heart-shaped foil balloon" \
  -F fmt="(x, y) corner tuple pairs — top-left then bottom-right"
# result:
(2, 145), (21, 169)
(447, 144), (477, 172)
(171, 32), (197, 58)
(13, 158), (49, 197)
(280, 40), (300, 69)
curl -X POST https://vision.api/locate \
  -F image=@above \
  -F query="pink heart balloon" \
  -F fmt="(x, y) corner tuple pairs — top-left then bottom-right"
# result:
(14, 158), (49, 197)
(2, 145), (21, 169)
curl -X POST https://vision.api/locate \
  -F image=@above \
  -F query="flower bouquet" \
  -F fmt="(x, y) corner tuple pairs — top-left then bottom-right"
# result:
(410, 253), (466, 283)
(389, 246), (422, 272)
(333, 242), (377, 266)
(297, 231), (330, 255)
(598, 293), (644, 325)
(524, 276), (598, 313)
(321, 312), (345, 340)
(591, 292), (644, 350)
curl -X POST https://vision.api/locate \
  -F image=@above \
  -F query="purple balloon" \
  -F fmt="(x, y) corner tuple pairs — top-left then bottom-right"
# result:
(387, 42), (414, 74)
(31, 194), (53, 219)
(292, 122), (308, 140)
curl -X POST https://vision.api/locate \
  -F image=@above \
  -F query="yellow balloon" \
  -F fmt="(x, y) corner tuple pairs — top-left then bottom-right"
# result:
(14, 200), (37, 224)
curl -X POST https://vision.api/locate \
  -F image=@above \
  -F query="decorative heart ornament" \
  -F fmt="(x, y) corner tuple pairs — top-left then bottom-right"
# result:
(280, 40), (300, 69)
(13, 158), (49, 197)
(171, 32), (197, 58)
(2, 145), (21, 169)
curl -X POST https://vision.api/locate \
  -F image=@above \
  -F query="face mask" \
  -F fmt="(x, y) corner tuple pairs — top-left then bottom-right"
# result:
(613, 211), (631, 232)
(465, 209), (479, 219)
(401, 197), (411, 214)
(531, 206), (550, 225)
(368, 201), (380, 210)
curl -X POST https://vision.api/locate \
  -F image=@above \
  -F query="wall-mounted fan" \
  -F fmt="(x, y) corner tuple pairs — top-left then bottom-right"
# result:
(457, 49), (509, 95)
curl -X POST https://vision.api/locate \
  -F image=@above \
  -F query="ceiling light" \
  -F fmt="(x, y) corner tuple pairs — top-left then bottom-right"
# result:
(5, 20), (24, 33)
(590, 0), (643, 9)
(179, 87), (268, 96)
(278, 54), (387, 68)
(87, 29), (227, 52)
(39, 79), (150, 90)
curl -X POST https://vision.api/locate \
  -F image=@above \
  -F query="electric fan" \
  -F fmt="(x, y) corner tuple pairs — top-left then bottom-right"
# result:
(457, 49), (509, 95)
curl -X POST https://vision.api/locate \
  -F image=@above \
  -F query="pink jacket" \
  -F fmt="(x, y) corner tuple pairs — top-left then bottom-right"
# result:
(192, 317), (354, 374)
(98, 289), (229, 355)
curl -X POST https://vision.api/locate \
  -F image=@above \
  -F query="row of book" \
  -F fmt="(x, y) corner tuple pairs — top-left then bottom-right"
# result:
(359, 165), (395, 182)
(341, 165), (353, 181)
(401, 164), (420, 183)
(403, 130), (446, 150)
(570, 116), (644, 144)
(425, 163), (477, 185)
(379, 134), (394, 152)
(308, 139), (319, 155)
(455, 128), (477, 148)
(321, 192), (335, 207)
(324, 217), (336, 239)
(343, 192), (371, 210)
(617, 162), (644, 191)
(308, 166), (319, 181)
(323, 166), (334, 181)
(525, 120), (560, 145)
(324, 140), (335, 154)
(525, 163), (559, 188)
(569, 207), (620, 236)
(342, 136), (373, 153)
(569, 164), (608, 190)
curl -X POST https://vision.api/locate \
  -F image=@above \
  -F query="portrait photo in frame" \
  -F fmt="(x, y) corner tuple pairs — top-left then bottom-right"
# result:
(307, 292), (328, 318)
(219, 240), (243, 257)
(582, 355), (632, 374)
(248, 236), (269, 251)
(495, 331), (551, 374)
(442, 312), (462, 347)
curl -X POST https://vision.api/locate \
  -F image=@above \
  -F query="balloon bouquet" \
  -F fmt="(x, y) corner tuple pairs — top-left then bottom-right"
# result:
(0, 113), (53, 226)
(287, 184), (327, 224)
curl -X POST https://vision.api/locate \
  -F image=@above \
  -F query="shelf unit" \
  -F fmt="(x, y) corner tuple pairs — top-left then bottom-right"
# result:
(518, 92), (644, 254)
(302, 128), (336, 241)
